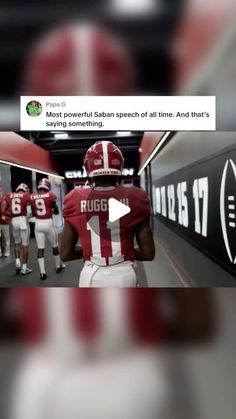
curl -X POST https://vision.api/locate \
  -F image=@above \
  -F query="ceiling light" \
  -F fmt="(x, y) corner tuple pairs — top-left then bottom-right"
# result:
(0, 160), (64, 180)
(54, 133), (69, 139)
(138, 132), (171, 175)
(110, 0), (156, 15)
(116, 131), (132, 136)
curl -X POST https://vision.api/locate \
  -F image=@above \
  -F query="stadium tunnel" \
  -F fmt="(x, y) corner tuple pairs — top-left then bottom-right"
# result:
(0, 130), (236, 286)
(0, 130), (149, 286)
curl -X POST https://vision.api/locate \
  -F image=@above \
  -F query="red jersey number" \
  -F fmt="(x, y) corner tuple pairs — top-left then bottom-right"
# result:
(34, 198), (47, 216)
(11, 197), (22, 215)
(30, 192), (56, 219)
(87, 216), (124, 265)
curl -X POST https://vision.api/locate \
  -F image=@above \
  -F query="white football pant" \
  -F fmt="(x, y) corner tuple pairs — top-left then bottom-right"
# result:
(35, 219), (58, 249)
(79, 261), (137, 287)
(12, 216), (30, 246)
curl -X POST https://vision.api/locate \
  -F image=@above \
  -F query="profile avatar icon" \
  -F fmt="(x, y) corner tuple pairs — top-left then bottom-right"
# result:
(26, 100), (43, 117)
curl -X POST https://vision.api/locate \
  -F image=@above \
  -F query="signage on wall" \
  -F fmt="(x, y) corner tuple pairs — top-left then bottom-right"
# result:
(65, 168), (135, 179)
(153, 145), (236, 277)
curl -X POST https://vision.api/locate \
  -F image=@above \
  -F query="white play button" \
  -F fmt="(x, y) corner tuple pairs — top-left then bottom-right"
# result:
(108, 198), (131, 222)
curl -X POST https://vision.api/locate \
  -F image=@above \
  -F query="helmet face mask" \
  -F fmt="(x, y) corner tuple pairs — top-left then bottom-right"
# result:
(84, 141), (124, 178)
(38, 178), (51, 192)
(16, 183), (29, 193)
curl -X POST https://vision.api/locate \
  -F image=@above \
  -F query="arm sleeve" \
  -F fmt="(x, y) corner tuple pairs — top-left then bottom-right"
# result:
(51, 192), (57, 203)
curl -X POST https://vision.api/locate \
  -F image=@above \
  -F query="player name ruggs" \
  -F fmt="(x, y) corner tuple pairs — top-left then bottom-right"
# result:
(81, 198), (129, 212)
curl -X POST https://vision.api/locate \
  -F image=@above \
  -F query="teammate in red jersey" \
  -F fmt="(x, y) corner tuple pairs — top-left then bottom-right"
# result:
(0, 187), (11, 257)
(61, 141), (155, 287)
(1, 184), (32, 275)
(30, 178), (65, 280)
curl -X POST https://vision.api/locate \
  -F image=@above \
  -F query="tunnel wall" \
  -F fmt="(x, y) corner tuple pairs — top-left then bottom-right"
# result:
(142, 132), (236, 284)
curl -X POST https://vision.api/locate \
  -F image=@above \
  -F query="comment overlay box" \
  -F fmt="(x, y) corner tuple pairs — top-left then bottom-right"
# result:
(20, 96), (216, 131)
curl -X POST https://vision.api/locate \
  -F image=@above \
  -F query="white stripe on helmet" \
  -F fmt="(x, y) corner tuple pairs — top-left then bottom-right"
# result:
(73, 24), (95, 95)
(102, 141), (109, 169)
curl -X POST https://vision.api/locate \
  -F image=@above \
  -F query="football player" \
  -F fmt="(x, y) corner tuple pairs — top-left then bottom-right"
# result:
(61, 141), (155, 287)
(0, 187), (10, 257)
(30, 178), (65, 280)
(1, 184), (32, 275)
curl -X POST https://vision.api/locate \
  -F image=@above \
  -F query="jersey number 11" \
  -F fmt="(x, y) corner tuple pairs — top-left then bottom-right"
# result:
(86, 215), (124, 265)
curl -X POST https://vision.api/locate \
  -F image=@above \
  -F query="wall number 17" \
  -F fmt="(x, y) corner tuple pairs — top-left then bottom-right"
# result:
(192, 177), (208, 237)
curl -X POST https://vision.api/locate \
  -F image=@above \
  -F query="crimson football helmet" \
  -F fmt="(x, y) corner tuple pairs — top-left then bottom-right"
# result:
(16, 183), (29, 193)
(38, 178), (51, 191)
(24, 24), (135, 96)
(84, 141), (124, 177)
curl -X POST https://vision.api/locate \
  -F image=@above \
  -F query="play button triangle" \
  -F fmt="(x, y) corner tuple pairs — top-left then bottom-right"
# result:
(108, 198), (131, 222)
